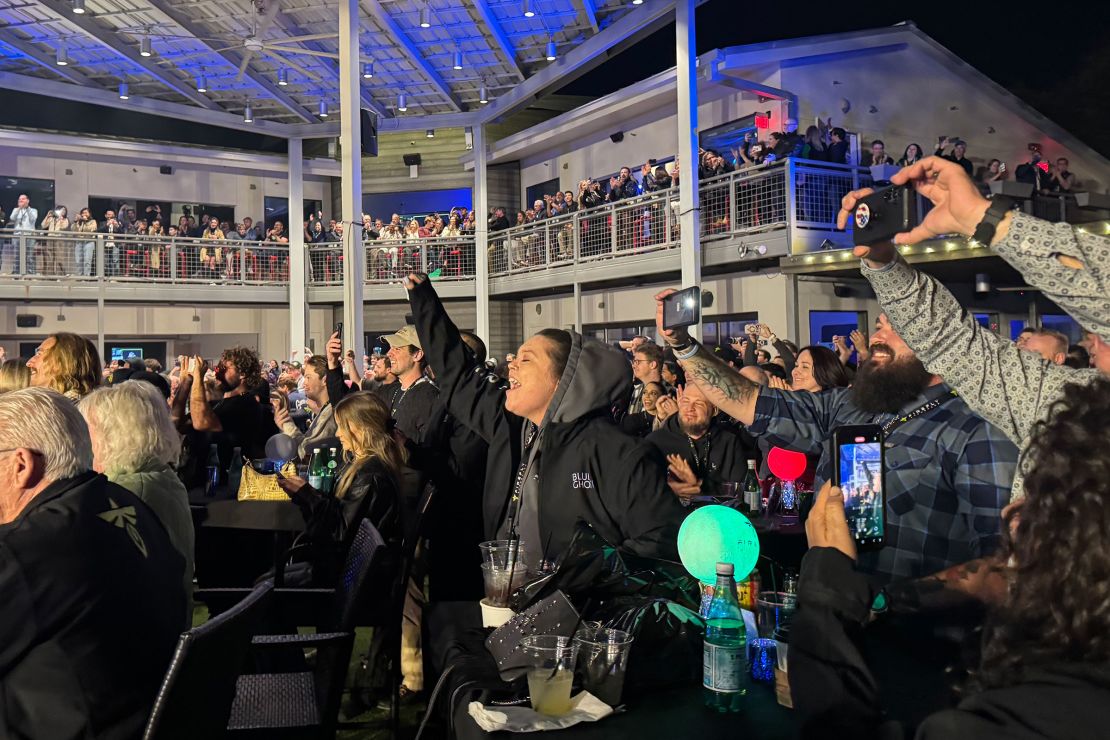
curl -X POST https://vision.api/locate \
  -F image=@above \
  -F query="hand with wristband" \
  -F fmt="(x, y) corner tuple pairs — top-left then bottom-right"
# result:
(836, 156), (1013, 267)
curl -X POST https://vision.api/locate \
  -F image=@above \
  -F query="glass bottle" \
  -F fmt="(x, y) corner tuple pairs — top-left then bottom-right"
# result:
(703, 562), (747, 712)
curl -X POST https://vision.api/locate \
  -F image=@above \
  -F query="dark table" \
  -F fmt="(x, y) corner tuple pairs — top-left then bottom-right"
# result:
(190, 489), (304, 586)
(427, 602), (799, 740)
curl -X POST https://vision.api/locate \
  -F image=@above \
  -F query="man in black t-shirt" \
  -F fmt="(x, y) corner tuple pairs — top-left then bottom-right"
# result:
(172, 346), (272, 480)
(381, 325), (443, 446)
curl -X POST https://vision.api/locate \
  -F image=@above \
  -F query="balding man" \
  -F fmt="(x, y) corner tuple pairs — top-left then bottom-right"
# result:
(1017, 328), (1068, 366)
(0, 388), (185, 738)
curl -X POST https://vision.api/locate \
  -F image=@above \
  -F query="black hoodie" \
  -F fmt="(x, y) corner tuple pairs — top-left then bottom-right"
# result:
(409, 279), (685, 564)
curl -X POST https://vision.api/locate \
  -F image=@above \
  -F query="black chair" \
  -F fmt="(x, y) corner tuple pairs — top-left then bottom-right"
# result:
(143, 581), (274, 740)
(225, 519), (389, 738)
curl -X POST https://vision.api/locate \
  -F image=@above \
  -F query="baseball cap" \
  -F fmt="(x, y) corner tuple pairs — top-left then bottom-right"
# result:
(381, 325), (422, 350)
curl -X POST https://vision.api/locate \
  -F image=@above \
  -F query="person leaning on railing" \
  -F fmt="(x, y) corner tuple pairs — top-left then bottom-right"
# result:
(39, 205), (70, 276)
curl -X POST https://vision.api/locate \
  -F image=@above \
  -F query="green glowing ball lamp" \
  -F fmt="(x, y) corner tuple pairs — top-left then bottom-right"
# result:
(678, 505), (760, 584)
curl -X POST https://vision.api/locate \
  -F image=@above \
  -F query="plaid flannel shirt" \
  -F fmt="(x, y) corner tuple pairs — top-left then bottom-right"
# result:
(749, 384), (1018, 584)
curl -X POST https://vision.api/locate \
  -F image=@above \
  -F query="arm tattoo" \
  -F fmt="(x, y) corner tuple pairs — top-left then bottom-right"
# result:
(681, 348), (759, 404)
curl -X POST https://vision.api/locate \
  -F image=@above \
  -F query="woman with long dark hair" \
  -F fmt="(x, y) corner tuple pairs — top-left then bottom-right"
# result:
(793, 378), (1110, 738)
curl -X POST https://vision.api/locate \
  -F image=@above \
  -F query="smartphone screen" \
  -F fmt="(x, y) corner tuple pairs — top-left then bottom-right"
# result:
(663, 287), (701, 331)
(832, 425), (885, 549)
(334, 321), (343, 338)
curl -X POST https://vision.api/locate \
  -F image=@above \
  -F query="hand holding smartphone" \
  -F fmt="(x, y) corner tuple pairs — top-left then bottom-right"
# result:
(830, 424), (886, 550)
(662, 287), (701, 331)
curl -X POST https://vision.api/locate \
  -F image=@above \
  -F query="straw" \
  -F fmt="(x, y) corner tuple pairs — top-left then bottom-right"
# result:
(547, 598), (592, 681)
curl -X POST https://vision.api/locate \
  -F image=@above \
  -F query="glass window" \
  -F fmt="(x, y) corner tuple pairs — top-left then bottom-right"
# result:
(525, 178), (560, 213)
(264, 197), (323, 232)
(810, 310), (866, 352)
(1041, 314), (1083, 343)
(974, 313), (1000, 333)
(1010, 319), (1028, 340)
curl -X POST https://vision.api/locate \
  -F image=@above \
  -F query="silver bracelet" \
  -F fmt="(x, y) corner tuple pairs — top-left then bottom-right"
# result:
(673, 340), (701, 361)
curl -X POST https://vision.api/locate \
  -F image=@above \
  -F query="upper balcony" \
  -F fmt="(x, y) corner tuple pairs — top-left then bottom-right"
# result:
(4, 158), (1106, 304)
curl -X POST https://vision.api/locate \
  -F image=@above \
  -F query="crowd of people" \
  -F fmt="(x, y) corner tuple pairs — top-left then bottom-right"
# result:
(0, 149), (1106, 737)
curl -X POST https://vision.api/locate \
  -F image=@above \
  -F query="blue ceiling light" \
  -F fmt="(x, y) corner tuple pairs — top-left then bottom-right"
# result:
(419, 5), (431, 28)
(318, 100), (328, 118)
(397, 92), (407, 112)
(244, 103), (253, 123)
(545, 37), (557, 61)
(56, 43), (69, 66)
(196, 73), (206, 92)
(478, 84), (488, 104)
(453, 49), (463, 70)
(522, 0), (535, 17)
(362, 61), (374, 78)
(118, 82), (129, 99)
(277, 67), (288, 86)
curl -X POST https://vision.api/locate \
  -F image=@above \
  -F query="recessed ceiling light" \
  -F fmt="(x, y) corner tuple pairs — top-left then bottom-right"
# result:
(426, 129), (435, 138)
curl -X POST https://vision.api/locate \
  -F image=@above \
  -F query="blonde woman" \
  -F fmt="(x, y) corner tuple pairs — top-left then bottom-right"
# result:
(0, 358), (31, 394)
(277, 391), (404, 584)
(39, 204), (70, 275)
(78, 380), (194, 620)
(26, 332), (101, 400)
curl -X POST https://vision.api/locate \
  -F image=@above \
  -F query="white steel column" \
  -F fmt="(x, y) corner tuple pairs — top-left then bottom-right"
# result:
(473, 124), (490, 342)
(338, 0), (364, 355)
(573, 282), (582, 333)
(676, 0), (701, 339)
(288, 137), (307, 356)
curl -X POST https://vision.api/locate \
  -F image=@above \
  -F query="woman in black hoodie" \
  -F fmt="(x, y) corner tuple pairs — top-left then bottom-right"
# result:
(405, 273), (685, 567)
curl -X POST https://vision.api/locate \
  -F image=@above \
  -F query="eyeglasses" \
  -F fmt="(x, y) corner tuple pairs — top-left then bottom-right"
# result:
(630, 359), (651, 365)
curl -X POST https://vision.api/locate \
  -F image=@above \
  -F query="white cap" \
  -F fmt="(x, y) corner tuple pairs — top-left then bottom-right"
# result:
(747, 459), (756, 468)
(716, 562), (735, 576)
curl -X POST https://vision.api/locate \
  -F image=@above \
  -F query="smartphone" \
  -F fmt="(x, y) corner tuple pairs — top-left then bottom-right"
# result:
(744, 323), (758, 335)
(334, 321), (343, 338)
(851, 185), (918, 247)
(663, 286), (701, 331)
(999, 162), (1007, 173)
(830, 424), (886, 550)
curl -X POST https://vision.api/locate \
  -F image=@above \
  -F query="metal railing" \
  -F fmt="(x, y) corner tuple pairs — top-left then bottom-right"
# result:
(307, 234), (478, 285)
(0, 229), (293, 285)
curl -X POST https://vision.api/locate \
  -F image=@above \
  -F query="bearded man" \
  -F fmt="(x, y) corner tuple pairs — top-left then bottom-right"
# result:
(656, 300), (1018, 585)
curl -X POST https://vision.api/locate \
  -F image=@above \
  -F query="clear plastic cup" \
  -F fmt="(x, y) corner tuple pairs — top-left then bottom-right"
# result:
(479, 539), (527, 569)
(480, 562), (532, 607)
(574, 628), (633, 707)
(756, 592), (795, 639)
(521, 635), (579, 716)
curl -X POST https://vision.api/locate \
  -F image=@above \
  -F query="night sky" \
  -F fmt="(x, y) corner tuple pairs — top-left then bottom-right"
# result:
(561, 0), (1110, 157)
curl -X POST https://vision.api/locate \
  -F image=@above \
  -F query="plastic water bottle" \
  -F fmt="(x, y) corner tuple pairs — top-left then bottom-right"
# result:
(307, 448), (324, 491)
(703, 561), (747, 712)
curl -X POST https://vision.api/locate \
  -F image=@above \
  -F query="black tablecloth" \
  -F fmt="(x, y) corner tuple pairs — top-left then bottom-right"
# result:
(426, 602), (799, 740)
(189, 489), (304, 587)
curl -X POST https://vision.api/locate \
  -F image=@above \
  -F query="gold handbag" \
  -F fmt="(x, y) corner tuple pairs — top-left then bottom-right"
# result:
(237, 460), (297, 501)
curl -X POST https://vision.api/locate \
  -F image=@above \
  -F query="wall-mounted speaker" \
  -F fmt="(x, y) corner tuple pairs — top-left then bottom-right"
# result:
(403, 153), (422, 167)
(360, 109), (378, 157)
(16, 314), (42, 328)
(609, 132), (624, 143)
(159, 165), (173, 175)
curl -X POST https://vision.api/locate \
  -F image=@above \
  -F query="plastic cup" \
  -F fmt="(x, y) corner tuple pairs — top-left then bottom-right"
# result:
(574, 628), (632, 707)
(480, 562), (532, 607)
(479, 539), (527, 569)
(521, 635), (578, 716)
(756, 592), (795, 639)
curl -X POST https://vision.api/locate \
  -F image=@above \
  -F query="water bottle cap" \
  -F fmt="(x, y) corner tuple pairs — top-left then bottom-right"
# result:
(747, 459), (756, 468)
(312, 447), (321, 453)
(715, 562), (735, 576)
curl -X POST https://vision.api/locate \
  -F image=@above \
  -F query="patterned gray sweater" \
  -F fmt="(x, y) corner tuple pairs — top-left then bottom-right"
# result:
(861, 211), (1106, 500)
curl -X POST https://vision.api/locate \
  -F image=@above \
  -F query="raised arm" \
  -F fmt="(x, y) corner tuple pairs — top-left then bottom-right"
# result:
(186, 356), (222, 432)
(406, 273), (507, 444)
(654, 289), (762, 426)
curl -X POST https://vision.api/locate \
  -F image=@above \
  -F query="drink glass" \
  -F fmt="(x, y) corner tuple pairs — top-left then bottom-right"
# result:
(756, 592), (795, 639)
(480, 562), (532, 607)
(479, 539), (527, 569)
(521, 635), (578, 716)
(574, 628), (633, 706)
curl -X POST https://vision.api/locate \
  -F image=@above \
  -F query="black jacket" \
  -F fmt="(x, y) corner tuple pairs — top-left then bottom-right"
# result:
(489, 215), (511, 232)
(647, 413), (757, 494)
(0, 472), (186, 739)
(791, 548), (1110, 739)
(291, 458), (401, 585)
(409, 279), (685, 563)
(606, 177), (639, 202)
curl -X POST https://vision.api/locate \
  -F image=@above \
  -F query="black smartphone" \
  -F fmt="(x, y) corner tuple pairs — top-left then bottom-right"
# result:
(663, 286), (701, 331)
(851, 185), (917, 247)
(334, 321), (343, 338)
(830, 424), (886, 550)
